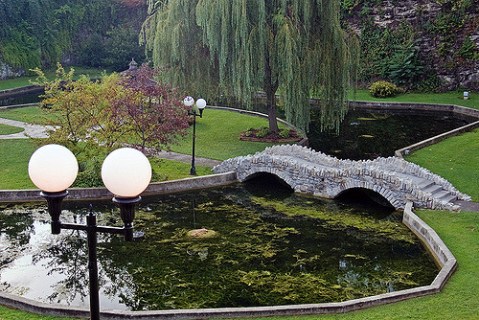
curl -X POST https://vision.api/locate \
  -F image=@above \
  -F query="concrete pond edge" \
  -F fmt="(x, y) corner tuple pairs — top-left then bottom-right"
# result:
(0, 173), (457, 319)
(0, 99), (463, 318)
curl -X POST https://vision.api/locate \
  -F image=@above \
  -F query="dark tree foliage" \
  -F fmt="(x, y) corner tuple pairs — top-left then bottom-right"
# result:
(0, 0), (147, 71)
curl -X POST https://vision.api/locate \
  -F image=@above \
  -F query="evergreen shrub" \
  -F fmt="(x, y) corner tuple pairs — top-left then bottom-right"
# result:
(368, 80), (402, 98)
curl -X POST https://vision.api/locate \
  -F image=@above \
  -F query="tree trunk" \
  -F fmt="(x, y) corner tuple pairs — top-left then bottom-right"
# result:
(264, 54), (279, 134)
(266, 87), (279, 134)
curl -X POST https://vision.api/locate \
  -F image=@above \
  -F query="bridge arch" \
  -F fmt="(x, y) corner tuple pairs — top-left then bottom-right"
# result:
(242, 172), (293, 190)
(335, 187), (396, 209)
(334, 180), (402, 209)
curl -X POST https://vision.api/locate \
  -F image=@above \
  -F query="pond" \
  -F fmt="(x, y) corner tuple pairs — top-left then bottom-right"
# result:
(0, 91), (42, 107)
(0, 179), (438, 311)
(308, 108), (476, 160)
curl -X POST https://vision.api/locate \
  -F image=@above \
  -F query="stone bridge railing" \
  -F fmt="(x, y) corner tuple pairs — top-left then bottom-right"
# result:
(213, 145), (470, 210)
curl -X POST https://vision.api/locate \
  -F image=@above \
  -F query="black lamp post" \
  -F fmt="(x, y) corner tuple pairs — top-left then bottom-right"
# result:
(184, 96), (207, 175)
(28, 145), (152, 320)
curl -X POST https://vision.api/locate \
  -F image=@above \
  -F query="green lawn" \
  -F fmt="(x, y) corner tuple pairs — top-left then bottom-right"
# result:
(170, 108), (290, 160)
(349, 89), (479, 110)
(0, 67), (107, 91)
(0, 108), (282, 189)
(0, 139), (212, 189)
(0, 123), (23, 135)
(0, 306), (74, 320)
(0, 106), (54, 125)
(0, 139), (37, 189)
(405, 129), (479, 201)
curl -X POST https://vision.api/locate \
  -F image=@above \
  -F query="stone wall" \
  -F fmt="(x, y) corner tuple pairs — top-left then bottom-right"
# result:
(345, 0), (479, 90)
(0, 61), (25, 80)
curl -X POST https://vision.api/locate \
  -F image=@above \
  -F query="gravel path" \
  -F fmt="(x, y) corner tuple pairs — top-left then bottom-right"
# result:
(0, 118), (51, 139)
(0, 117), (221, 168)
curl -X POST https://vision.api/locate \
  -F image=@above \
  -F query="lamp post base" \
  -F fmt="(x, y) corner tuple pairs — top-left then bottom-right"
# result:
(190, 167), (197, 176)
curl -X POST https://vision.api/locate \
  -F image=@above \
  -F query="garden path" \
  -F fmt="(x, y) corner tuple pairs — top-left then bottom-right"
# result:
(0, 117), (221, 167)
(0, 117), (50, 139)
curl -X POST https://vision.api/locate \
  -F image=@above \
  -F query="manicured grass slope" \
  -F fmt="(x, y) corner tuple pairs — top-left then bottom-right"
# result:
(0, 139), (37, 189)
(0, 306), (74, 320)
(0, 67), (106, 91)
(0, 106), (54, 125)
(349, 89), (479, 110)
(0, 123), (23, 135)
(405, 129), (479, 201)
(170, 108), (290, 160)
(0, 139), (211, 189)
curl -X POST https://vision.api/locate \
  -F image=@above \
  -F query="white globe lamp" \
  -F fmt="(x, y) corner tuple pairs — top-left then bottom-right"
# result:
(196, 98), (207, 110)
(183, 96), (195, 107)
(28, 144), (78, 193)
(101, 148), (152, 198)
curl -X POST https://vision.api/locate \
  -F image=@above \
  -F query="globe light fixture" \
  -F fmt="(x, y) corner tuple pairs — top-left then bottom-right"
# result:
(184, 96), (207, 175)
(183, 96), (195, 107)
(101, 147), (152, 198)
(28, 145), (152, 320)
(28, 144), (78, 193)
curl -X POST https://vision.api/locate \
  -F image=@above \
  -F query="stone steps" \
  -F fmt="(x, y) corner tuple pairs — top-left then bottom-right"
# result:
(282, 156), (460, 207)
(398, 173), (458, 205)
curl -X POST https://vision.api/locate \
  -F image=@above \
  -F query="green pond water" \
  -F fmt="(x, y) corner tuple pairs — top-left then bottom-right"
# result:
(0, 179), (438, 311)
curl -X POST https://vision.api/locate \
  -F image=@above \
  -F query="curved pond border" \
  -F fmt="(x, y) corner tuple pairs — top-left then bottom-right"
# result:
(0, 199), (456, 319)
(347, 101), (479, 158)
(0, 100), (464, 317)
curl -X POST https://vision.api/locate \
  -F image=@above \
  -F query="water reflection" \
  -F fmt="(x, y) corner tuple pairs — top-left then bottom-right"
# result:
(0, 91), (42, 107)
(309, 109), (475, 160)
(0, 184), (438, 310)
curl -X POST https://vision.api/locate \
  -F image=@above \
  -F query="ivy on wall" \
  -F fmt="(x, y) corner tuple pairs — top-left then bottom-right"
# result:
(340, 0), (479, 91)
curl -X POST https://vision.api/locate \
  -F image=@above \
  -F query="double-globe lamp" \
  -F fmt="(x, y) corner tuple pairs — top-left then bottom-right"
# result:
(183, 96), (207, 175)
(28, 144), (152, 320)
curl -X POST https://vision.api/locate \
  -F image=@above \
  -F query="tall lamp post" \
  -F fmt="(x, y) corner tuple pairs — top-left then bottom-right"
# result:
(183, 96), (207, 175)
(28, 144), (152, 320)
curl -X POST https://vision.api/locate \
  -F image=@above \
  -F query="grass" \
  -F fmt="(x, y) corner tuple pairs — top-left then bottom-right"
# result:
(0, 140), (37, 189)
(170, 108), (289, 160)
(0, 123), (23, 135)
(0, 139), (212, 189)
(405, 128), (479, 201)
(0, 306), (74, 320)
(0, 106), (292, 160)
(0, 106), (54, 125)
(0, 108), (286, 190)
(0, 67), (108, 91)
(150, 157), (212, 180)
(349, 89), (479, 110)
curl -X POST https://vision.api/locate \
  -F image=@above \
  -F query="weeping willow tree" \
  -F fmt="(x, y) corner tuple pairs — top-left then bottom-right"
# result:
(141, 0), (357, 133)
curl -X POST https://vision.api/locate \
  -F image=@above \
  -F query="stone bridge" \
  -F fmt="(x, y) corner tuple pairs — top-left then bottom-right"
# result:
(213, 145), (470, 210)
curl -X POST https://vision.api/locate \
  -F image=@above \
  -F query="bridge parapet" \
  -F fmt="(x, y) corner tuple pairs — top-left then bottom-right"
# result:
(214, 145), (469, 210)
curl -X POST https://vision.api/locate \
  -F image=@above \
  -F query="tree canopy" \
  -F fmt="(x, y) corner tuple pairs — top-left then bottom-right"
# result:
(0, 0), (146, 71)
(141, 0), (357, 133)
(32, 64), (190, 185)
